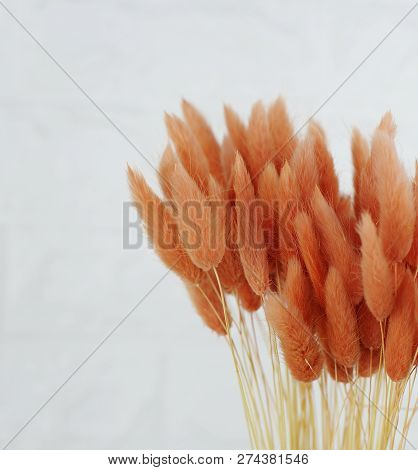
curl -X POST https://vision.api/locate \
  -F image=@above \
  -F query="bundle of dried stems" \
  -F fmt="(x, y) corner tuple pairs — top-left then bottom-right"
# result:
(128, 98), (417, 449)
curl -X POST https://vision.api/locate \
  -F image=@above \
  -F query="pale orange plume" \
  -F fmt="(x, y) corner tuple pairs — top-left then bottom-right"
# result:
(216, 249), (243, 293)
(317, 309), (354, 382)
(290, 136), (318, 208)
(201, 174), (227, 269)
(416, 282), (418, 326)
(257, 163), (281, 258)
(358, 347), (381, 378)
(220, 135), (236, 190)
(314, 310), (354, 382)
(393, 262), (407, 293)
(215, 254), (238, 293)
(357, 301), (382, 350)
(257, 162), (281, 203)
(268, 97), (297, 171)
(284, 257), (315, 328)
(158, 145), (176, 199)
(171, 165), (225, 271)
(336, 195), (359, 247)
(186, 273), (230, 335)
(214, 188), (244, 292)
(311, 187), (362, 304)
(232, 151), (256, 201)
(208, 174), (227, 216)
(127, 165), (203, 285)
(378, 111), (397, 138)
(294, 211), (327, 305)
(181, 99), (224, 186)
(325, 357), (353, 383)
(224, 105), (250, 163)
(325, 267), (360, 367)
(358, 212), (394, 321)
(351, 127), (369, 218)
(246, 101), (274, 180)
(233, 152), (269, 295)
(406, 161), (418, 268)
(385, 270), (415, 381)
(265, 292), (323, 382)
(278, 161), (300, 203)
(277, 162), (300, 265)
(309, 121), (339, 207)
(313, 306), (328, 344)
(359, 156), (379, 224)
(164, 113), (209, 194)
(372, 130), (414, 262)
(237, 279), (262, 312)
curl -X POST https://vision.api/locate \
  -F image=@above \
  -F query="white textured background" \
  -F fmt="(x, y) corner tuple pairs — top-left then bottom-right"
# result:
(0, 0), (417, 449)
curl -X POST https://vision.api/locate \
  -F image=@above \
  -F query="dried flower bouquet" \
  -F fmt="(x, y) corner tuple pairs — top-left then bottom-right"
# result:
(128, 98), (417, 449)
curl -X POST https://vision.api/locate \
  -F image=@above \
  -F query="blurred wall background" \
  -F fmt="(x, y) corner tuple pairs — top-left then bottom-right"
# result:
(0, 0), (417, 449)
